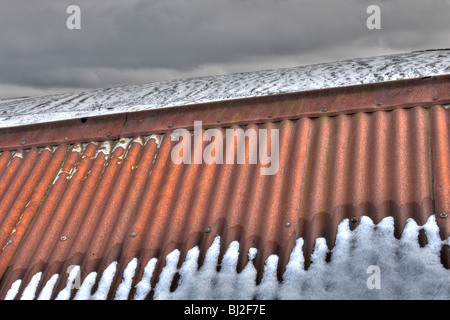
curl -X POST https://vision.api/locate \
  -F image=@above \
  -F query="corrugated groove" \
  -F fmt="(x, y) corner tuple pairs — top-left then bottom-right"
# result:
(46, 138), (153, 299)
(297, 108), (433, 268)
(0, 148), (50, 251)
(0, 149), (40, 248)
(104, 137), (160, 299)
(431, 106), (450, 242)
(0, 145), (69, 280)
(218, 124), (262, 278)
(6, 143), (98, 299)
(252, 120), (298, 281)
(0, 151), (11, 179)
(38, 141), (115, 298)
(0, 104), (445, 299)
(115, 133), (179, 299)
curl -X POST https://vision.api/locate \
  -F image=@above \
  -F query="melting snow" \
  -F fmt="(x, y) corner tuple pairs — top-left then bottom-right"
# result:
(55, 266), (80, 300)
(5, 279), (21, 300)
(114, 258), (138, 300)
(37, 274), (59, 300)
(5, 215), (450, 300)
(134, 258), (157, 300)
(91, 261), (117, 300)
(19, 272), (42, 300)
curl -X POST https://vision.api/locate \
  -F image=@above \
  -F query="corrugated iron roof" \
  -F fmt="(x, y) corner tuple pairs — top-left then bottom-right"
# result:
(0, 75), (449, 300)
(1, 75), (449, 152)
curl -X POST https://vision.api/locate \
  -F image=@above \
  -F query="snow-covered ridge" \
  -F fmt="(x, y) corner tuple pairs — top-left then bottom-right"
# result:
(5, 214), (450, 300)
(0, 50), (449, 129)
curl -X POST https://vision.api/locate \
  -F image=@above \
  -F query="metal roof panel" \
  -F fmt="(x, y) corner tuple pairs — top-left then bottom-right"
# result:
(0, 77), (449, 299)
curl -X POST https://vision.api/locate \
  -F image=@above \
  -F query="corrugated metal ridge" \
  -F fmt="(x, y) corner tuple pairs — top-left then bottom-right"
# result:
(0, 74), (449, 152)
(0, 105), (449, 299)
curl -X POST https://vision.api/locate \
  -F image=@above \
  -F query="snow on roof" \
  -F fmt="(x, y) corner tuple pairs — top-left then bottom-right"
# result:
(0, 49), (449, 129)
(6, 214), (450, 300)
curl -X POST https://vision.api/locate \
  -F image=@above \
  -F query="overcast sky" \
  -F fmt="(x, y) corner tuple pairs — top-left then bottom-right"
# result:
(0, 0), (449, 99)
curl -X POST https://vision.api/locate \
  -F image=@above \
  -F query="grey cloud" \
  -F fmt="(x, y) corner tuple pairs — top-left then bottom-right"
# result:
(0, 0), (449, 98)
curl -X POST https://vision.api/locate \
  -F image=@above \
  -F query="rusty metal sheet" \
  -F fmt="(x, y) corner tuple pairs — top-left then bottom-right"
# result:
(0, 107), (443, 300)
(0, 113), (126, 152)
(0, 77), (448, 300)
(120, 75), (450, 137)
(431, 105), (450, 244)
(0, 75), (449, 152)
(0, 146), (68, 278)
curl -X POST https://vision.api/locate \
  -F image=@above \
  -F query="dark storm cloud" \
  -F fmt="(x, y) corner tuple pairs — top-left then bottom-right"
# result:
(0, 0), (449, 98)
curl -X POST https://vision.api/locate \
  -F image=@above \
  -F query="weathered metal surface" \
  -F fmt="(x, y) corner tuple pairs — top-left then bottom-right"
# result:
(121, 75), (450, 137)
(431, 105), (450, 245)
(0, 75), (449, 152)
(0, 77), (448, 299)
(0, 145), (68, 280)
(0, 114), (126, 152)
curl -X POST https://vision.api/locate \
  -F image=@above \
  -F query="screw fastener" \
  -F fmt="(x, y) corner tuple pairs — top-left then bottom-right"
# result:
(131, 232), (137, 237)
(60, 236), (67, 241)
(321, 108), (328, 113)
(285, 222), (291, 228)
(440, 212), (448, 219)
(205, 227), (211, 233)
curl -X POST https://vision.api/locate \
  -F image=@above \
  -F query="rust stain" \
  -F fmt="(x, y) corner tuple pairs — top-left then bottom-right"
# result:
(431, 105), (450, 243)
(0, 78), (448, 299)
(0, 75), (450, 152)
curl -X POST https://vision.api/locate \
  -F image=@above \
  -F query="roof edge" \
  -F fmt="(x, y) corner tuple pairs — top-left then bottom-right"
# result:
(1, 74), (449, 151)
